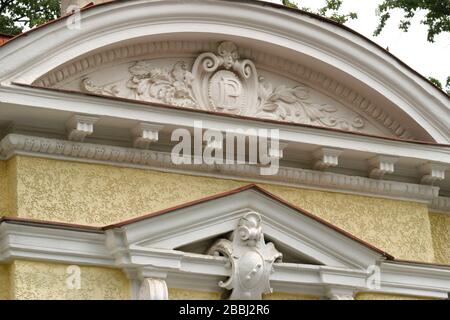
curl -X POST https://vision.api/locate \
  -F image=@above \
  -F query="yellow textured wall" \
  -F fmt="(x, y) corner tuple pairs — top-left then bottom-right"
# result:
(0, 159), (17, 217)
(9, 156), (436, 263)
(169, 288), (222, 300)
(168, 289), (319, 300)
(429, 212), (450, 265)
(12, 156), (242, 225)
(9, 260), (130, 300)
(261, 184), (435, 263)
(0, 161), (6, 216)
(0, 264), (10, 300)
(356, 293), (429, 300)
(263, 292), (320, 300)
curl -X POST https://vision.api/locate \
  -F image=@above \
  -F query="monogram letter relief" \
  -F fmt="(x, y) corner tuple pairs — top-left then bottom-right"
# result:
(83, 41), (365, 131)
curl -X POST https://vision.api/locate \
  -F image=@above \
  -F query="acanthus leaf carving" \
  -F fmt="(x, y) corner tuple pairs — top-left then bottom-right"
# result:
(255, 77), (365, 130)
(82, 41), (365, 131)
(207, 212), (282, 300)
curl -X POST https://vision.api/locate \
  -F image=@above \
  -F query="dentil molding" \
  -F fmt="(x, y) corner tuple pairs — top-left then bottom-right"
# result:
(430, 197), (450, 215)
(0, 134), (441, 206)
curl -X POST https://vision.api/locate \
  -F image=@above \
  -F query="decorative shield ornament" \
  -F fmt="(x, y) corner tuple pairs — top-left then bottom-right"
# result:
(207, 212), (282, 300)
(238, 251), (265, 289)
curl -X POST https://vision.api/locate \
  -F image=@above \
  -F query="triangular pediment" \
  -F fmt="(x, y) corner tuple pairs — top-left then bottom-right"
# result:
(106, 185), (391, 270)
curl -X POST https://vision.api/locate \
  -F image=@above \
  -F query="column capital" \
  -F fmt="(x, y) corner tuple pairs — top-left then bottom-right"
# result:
(325, 288), (355, 300)
(138, 278), (168, 300)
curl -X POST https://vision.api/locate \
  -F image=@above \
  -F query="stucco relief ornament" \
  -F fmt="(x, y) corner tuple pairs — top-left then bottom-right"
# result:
(256, 77), (365, 130)
(83, 61), (196, 108)
(207, 212), (282, 300)
(190, 41), (258, 115)
(82, 41), (365, 131)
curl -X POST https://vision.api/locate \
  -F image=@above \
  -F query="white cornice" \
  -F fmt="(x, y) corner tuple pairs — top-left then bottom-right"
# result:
(0, 222), (112, 266)
(0, 220), (449, 299)
(1, 85), (449, 164)
(376, 262), (450, 299)
(0, 134), (442, 205)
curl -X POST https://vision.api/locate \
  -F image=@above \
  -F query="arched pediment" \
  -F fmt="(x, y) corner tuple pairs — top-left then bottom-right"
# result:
(36, 40), (390, 136)
(0, 0), (448, 142)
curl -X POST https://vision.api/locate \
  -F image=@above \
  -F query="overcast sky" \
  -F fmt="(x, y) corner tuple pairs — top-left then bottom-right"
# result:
(265, 0), (450, 86)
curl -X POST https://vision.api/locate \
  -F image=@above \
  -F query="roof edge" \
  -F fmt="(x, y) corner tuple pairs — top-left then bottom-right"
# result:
(0, 183), (395, 260)
(2, 183), (450, 268)
(1, 0), (448, 99)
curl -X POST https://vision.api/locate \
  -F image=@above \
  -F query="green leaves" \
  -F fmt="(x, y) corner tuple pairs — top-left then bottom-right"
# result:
(374, 0), (450, 43)
(0, 0), (60, 35)
(281, 0), (298, 9)
(282, 0), (358, 24)
(429, 76), (450, 95)
(280, 0), (448, 96)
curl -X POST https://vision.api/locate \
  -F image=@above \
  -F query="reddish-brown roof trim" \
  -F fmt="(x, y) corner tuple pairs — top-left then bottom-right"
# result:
(107, 184), (395, 259)
(0, 33), (14, 38)
(13, 82), (450, 147)
(2, 183), (450, 268)
(0, 33), (14, 46)
(1, 0), (448, 99)
(0, 184), (393, 258)
(104, 184), (260, 229)
(0, 216), (103, 233)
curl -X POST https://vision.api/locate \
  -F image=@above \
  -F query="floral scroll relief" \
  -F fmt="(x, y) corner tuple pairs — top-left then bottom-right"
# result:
(82, 41), (365, 131)
(256, 77), (364, 130)
(83, 61), (196, 108)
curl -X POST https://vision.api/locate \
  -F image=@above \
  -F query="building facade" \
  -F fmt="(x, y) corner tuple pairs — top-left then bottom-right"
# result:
(0, 0), (449, 300)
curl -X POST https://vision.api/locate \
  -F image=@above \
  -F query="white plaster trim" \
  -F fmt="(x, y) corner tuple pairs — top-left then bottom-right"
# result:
(0, 134), (441, 205)
(376, 262), (450, 299)
(1, 84), (449, 164)
(1, 220), (449, 299)
(138, 278), (168, 300)
(429, 197), (450, 215)
(0, 223), (112, 266)
(113, 196), (383, 269)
